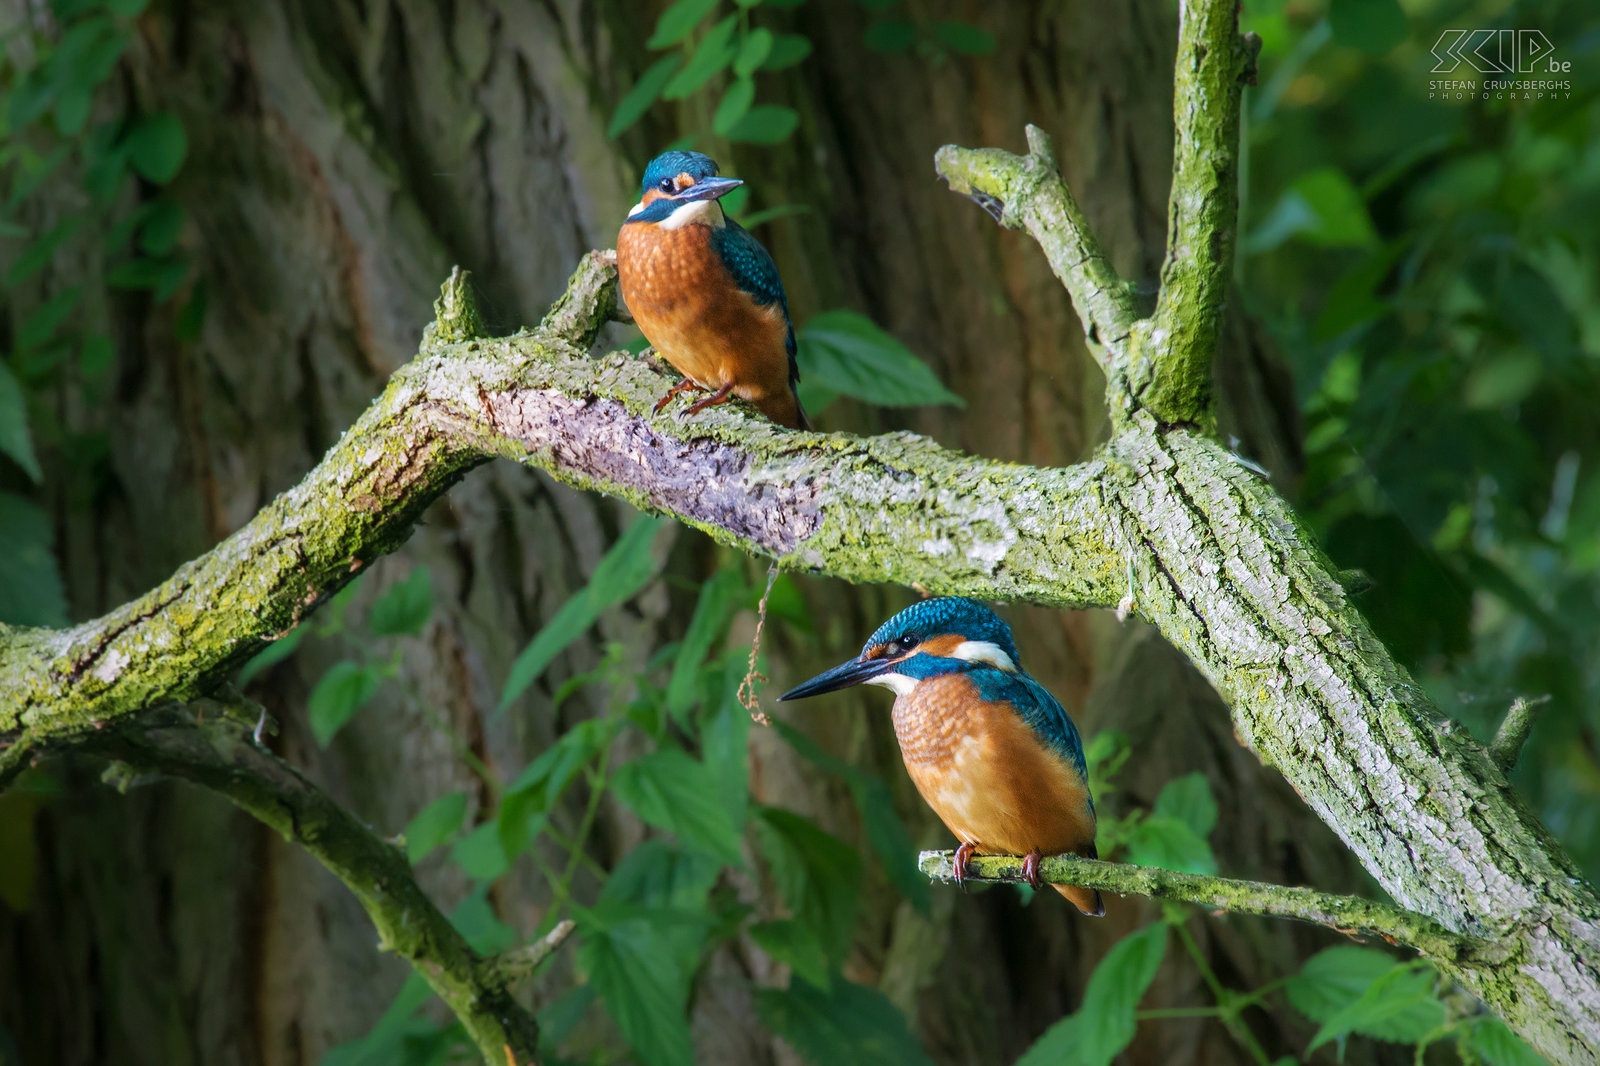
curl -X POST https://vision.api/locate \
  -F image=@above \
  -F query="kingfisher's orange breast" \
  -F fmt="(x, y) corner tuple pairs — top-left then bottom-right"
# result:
(892, 674), (1095, 858)
(616, 220), (799, 427)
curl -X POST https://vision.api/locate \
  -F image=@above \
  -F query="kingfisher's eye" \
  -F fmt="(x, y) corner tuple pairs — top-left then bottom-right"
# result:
(896, 634), (919, 652)
(658, 178), (674, 192)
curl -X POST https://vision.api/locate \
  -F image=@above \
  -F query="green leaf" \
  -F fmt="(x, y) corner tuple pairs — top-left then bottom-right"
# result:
(1247, 168), (1378, 252)
(738, 202), (813, 229)
(0, 493), (68, 625)
(5, 216), (83, 286)
(712, 76), (755, 136)
(647, 0), (719, 48)
(404, 791), (468, 863)
(77, 336), (115, 377)
(105, 255), (188, 300)
(862, 19), (915, 53)
(1123, 815), (1216, 875)
(450, 888), (516, 952)
(126, 111), (187, 183)
(666, 568), (746, 720)
(369, 565), (433, 636)
(499, 515), (665, 709)
(611, 747), (746, 866)
(756, 807), (860, 961)
(1285, 946), (1402, 1022)
(761, 33), (813, 70)
(1151, 771), (1217, 837)
(16, 285), (81, 353)
(307, 661), (381, 746)
(733, 28), (773, 76)
(756, 974), (936, 1066)
(933, 21), (995, 54)
(1016, 923), (1167, 1066)
(53, 83), (92, 136)
(1329, 0), (1406, 54)
(238, 624), (307, 686)
(608, 54), (680, 139)
(796, 310), (963, 408)
(1468, 1017), (1549, 1066)
(1306, 962), (1444, 1050)
(0, 364), (43, 483)
(575, 906), (697, 1066)
(748, 919), (830, 988)
(662, 16), (739, 100)
(450, 821), (510, 881)
(601, 838), (722, 911)
(137, 198), (184, 256)
(725, 104), (799, 145)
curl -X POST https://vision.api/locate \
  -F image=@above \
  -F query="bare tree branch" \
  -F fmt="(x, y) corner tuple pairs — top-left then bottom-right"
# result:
(84, 696), (546, 1063)
(918, 850), (1469, 960)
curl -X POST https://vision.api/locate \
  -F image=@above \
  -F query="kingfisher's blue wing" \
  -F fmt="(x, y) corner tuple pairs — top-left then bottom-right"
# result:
(973, 669), (1089, 783)
(711, 218), (799, 383)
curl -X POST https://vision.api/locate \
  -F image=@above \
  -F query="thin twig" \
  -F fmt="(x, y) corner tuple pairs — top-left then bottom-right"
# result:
(739, 565), (780, 726)
(1490, 694), (1549, 772)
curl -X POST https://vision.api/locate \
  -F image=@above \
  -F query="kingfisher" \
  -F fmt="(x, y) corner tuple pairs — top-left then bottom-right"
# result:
(780, 597), (1104, 916)
(616, 150), (809, 430)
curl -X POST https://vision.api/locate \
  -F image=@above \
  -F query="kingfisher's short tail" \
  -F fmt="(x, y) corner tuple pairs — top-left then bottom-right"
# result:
(1052, 842), (1105, 916)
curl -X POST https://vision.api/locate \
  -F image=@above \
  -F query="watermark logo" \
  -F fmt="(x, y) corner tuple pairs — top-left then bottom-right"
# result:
(1431, 30), (1564, 74)
(1428, 29), (1572, 101)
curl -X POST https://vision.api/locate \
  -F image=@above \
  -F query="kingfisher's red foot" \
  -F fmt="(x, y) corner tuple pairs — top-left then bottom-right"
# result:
(952, 842), (977, 892)
(1022, 849), (1046, 891)
(653, 378), (703, 414)
(685, 382), (735, 415)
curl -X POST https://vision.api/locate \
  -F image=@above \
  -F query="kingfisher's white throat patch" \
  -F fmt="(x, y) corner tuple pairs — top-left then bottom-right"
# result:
(658, 198), (726, 230)
(865, 672), (918, 696)
(951, 640), (1017, 671)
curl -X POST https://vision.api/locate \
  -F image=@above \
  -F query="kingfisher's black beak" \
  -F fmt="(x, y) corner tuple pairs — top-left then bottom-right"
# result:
(779, 655), (895, 701)
(678, 176), (743, 202)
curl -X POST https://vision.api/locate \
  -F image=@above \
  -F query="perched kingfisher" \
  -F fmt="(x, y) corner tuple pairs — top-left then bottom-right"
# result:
(780, 597), (1104, 916)
(617, 150), (809, 430)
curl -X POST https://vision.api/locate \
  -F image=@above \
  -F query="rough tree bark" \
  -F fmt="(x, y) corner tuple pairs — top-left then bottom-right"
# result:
(0, 1), (1544, 1066)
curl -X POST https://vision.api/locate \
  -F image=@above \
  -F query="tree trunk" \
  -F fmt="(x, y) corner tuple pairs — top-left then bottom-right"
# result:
(1, 2), (1386, 1064)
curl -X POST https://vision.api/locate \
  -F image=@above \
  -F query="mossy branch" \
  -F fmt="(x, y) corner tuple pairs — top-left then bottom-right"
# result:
(917, 850), (1469, 962)
(86, 697), (548, 1064)
(935, 126), (1140, 370)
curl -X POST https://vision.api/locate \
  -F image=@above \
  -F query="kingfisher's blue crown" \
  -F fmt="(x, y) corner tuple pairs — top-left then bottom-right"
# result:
(863, 597), (1022, 669)
(640, 150), (721, 197)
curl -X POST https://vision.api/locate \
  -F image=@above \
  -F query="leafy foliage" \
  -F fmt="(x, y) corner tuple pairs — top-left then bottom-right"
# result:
(1016, 923), (1168, 1066)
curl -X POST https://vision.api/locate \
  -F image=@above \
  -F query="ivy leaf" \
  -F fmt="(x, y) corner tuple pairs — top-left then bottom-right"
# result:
(404, 791), (468, 863)
(662, 16), (739, 100)
(126, 111), (188, 183)
(611, 747), (746, 867)
(499, 515), (666, 710)
(5, 217), (84, 287)
(796, 310), (963, 409)
(725, 104), (799, 145)
(647, 0), (719, 48)
(368, 565), (433, 636)
(308, 661), (381, 746)
(733, 28), (773, 76)
(137, 198), (185, 256)
(761, 33), (813, 70)
(1015, 923), (1167, 1066)
(0, 493), (68, 625)
(756, 807), (861, 961)
(712, 77), (756, 137)
(756, 974), (936, 1066)
(608, 54), (679, 139)
(1151, 771), (1218, 837)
